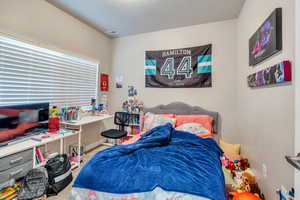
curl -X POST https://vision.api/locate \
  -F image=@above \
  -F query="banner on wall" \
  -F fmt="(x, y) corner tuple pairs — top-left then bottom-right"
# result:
(100, 73), (109, 92)
(145, 44), (212, 88)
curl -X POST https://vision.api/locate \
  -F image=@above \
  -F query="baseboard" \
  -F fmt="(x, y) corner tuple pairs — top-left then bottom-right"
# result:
(85, 139), (106, 152)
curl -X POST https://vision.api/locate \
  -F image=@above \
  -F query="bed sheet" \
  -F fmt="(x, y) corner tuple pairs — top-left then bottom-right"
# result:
(73, 123), (225, 200)
(70, 187), (211, 200)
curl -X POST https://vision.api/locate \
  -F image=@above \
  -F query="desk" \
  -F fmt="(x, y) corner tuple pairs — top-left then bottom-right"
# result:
(0, 131), (79, 169)
(61, 115), (113, 126)
(60, 114), (113, 167)
(0, 115), (113, 170)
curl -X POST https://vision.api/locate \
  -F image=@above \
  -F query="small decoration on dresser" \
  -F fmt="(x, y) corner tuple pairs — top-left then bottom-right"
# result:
(247, 60), (291, 88)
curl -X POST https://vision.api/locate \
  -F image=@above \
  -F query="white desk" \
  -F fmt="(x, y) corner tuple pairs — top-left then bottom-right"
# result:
(61, 115), (113, 126)
(0, 131), (79, 169)
(60, 114), (113, 167)
(0, 114), (113, 171)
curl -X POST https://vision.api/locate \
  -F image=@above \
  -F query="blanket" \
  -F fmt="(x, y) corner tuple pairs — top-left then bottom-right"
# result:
(73, 123), (226, 200)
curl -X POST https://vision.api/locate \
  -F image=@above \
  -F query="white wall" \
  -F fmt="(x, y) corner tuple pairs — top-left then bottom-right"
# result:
(0, 0), (296, 198)
(0, 0), (114, 149)
(236, 0), (295, 199)
(294, 0), (300, 198)
(0, 0), (112, 74)
(111, 20), (238, 139)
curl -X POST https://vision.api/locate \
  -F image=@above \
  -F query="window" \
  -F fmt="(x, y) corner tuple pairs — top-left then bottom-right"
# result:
(0, 36), (98, 106)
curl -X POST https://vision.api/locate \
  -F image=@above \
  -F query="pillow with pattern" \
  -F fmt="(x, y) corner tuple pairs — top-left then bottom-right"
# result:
(175, 122), (209, 135)
(143, 112), (176, 131)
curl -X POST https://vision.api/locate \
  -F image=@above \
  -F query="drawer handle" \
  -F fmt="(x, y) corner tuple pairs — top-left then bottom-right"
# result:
(10, 168), (23, 178)
(10, 157), (23, 165)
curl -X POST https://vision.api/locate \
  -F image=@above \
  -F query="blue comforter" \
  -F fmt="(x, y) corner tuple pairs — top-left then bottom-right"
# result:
(74, 123), (226, 200)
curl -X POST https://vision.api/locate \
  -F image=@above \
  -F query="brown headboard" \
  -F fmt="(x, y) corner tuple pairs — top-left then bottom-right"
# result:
(144, 102), (219, 134)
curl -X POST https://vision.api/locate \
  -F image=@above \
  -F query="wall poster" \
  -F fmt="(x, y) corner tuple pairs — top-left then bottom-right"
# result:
(145, 44), (212, 88)
(249, 8), (282, 66)
(247, 60), (291, 88)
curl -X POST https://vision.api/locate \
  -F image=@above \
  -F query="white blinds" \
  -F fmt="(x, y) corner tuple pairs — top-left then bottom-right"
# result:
(0, 36), (98, 106)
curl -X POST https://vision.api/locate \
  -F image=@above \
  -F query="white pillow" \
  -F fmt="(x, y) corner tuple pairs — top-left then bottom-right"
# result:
(175, 122), (209, 135)
(143, 112), (176, 130)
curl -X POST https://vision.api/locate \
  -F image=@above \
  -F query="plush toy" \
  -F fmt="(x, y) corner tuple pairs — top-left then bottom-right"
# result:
(234, 171), (256, 193)
(251, 183), (265, 200)
(231, 192), (261, 200)
(240, 158), (250, 171)
(221, 156), (236, 171)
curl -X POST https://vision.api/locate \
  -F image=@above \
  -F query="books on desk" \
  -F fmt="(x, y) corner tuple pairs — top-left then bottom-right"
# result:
(31, 129), (72, 142)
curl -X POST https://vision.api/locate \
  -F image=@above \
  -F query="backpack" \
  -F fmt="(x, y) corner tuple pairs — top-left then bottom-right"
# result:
(18, 167), (48, 200)
(45, 154), (73, 196)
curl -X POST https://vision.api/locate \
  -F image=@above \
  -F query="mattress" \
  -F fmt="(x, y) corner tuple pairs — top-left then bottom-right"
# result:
(70, 187), (211, 200)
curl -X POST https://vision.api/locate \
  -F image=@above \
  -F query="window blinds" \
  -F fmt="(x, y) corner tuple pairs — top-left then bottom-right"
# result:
(0, 36), (98, 106)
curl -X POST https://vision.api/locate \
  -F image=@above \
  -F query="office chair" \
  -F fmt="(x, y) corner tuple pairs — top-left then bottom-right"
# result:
(101, 112), (131, 145)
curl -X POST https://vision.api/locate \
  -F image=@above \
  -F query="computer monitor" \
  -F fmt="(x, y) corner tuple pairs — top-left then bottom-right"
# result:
(0, 103), (49, 143)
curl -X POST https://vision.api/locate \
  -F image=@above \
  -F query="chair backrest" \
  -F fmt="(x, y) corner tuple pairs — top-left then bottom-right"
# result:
(114, 112), (131, 128)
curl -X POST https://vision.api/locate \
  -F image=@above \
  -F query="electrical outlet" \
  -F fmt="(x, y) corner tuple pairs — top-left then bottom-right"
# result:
(262, 164), (267, 178)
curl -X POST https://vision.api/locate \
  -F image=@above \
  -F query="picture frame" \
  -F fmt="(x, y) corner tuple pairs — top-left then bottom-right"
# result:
(249, 8), (282, 66)
(247, 60), (291, 88)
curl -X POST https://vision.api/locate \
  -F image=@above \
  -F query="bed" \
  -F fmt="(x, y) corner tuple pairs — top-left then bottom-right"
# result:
(70, 102), (225, 200)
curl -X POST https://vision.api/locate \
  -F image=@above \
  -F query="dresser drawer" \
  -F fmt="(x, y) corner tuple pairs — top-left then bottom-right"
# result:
(0, 149), (33, 172)
(0, 160), (33, 184)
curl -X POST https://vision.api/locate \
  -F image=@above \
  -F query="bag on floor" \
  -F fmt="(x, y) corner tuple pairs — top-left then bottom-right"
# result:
(45, 154), (73, 196)
(18, 167), (49, 200)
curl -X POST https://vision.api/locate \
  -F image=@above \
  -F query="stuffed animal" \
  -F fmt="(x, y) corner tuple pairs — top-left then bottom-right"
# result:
(240, 159), (250, 171)
(231, 192), (261, 200)
(234, 171), (256, 193)
(251, 183), (265, 200)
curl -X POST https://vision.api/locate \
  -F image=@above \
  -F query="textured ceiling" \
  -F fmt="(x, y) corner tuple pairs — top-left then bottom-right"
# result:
(48, 0), (245, 37)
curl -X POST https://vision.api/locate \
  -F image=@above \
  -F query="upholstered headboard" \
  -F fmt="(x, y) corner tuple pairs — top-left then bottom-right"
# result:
(144, 102), (219, 134)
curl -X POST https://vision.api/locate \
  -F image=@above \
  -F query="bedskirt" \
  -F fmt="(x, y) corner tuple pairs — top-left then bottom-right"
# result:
(69, 187), (211, 200)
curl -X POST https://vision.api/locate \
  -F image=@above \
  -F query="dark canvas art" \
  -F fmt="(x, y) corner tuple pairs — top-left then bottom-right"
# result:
(145, 44), (212, 88)
(249, 8), (282, 66)
(247, 60), (291, 88)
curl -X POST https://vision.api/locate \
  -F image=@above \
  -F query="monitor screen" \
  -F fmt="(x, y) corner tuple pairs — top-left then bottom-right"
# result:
(0, 103), (49, 143)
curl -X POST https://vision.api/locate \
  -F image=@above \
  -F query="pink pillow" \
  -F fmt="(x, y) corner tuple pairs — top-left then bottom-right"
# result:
(158, 114), (175, 118)
(175, 115), (214, 133)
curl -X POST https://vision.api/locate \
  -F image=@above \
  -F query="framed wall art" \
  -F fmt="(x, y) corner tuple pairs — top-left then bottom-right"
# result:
(249, 8), (282, 66)
(247, 60), (291, 88)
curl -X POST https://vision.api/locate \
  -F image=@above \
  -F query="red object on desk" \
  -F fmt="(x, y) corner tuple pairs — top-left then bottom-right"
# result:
(100, 73), (109, 92)
(48, 117), (60, 133)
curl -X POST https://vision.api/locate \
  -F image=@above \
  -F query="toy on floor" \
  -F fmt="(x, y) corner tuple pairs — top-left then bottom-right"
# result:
(235, 171), (256, 193)
(231, 192), (261, 200)
(221, 153), (265, 200)
(276, 187), (294, 200)
(0, 182), (21, 200)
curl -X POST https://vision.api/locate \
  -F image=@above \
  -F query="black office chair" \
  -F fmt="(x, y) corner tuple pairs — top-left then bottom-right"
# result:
(101, 112), (131, 145)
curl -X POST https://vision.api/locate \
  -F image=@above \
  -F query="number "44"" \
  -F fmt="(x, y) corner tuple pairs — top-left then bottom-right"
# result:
(161, 56), (193, 79)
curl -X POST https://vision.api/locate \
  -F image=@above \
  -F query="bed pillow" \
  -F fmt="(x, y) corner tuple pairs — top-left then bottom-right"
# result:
(141, 113), (175, 130)
(175, 122), (212, 138)
(220, 139), (241, 155)
(175, 115), (214, 133)
(143, 112), (176, 131)
(176, 122), (209, 134)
